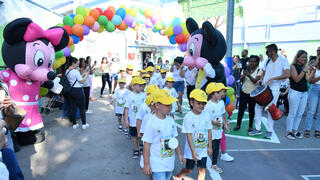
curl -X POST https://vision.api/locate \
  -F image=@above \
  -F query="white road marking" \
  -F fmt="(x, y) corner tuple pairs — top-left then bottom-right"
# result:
(301, 175), (320, 180)
(227, 148), (320, 152)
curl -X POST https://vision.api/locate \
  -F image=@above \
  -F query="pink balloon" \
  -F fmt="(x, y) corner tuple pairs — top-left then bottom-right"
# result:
(124, 15), (134, 26)
(180, 42), (187, 52)
(145, 19), (152, 28)
(150, 14), (160, 24)
(91, 22), (100, 32)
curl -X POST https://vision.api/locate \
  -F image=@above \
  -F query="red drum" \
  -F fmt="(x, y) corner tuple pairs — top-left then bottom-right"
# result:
(250, 85), (283, 120)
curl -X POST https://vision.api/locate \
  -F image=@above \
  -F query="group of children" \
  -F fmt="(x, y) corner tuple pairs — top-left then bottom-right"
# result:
(111, 64), (233, 180)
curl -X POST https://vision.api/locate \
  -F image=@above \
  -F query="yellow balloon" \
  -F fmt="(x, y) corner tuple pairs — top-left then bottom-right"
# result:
(70, 44), (75, 52)
(144, 8), (153, 18)
(53, 60), (61, 69)
(155, 22), (163, 30)
(85, 7), (91, 16)
(181, 22), (188, 35)
(165, 26), (174, 36)
(56, 56), (66, 65)
(98, 25), (104, 33)
(119, 5), (127, 11)
(230, 95), (235, 103)
(127, 8), (137, 17)
(74, 15), (84, 24)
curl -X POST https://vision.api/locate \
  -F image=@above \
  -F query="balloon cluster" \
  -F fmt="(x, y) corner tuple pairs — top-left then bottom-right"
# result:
(164, 18), (190, 52)
(223, 64), (236, 117)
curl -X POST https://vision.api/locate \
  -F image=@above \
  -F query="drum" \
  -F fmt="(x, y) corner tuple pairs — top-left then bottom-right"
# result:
(250, 85), (273, 106)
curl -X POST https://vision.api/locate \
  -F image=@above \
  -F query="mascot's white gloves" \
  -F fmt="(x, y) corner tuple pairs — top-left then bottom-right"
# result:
(50, 77), (63, 94)
(203, 63), (216, 78)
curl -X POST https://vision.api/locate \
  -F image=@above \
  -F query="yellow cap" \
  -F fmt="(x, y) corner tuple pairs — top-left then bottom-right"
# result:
(160, 69), (167, 73)
(142, 74), (151, 78)
(166, 77), (175, 82)
(132, 72), (140, 77)
(119, 67), (125, 71)
(141, 70), (147, 74)
(145, 94), (154, 106)
(131, 77), (144, 85)
(126, 65), (133, 70)
(118, 78), (126, 83)
(140, 78), (147, 84)
(190, 89), (208, 103)
(146, 84), (159, 95)
(152, 89), (177, 105)
(156, 65), (160, 70)
(217, 83), (229, 90)
(146, 66), (154, 72)
(205, 82), (223, 95)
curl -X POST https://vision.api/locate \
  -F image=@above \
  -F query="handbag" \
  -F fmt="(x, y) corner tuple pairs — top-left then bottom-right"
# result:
(0, 84), (26, 131)
(60, 69), (77, 95)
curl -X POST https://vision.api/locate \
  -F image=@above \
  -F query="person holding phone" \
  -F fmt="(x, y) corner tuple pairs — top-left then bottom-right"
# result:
(85, 56), (97, 101)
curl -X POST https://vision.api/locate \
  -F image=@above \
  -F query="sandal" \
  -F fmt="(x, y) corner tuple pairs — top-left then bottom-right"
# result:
(211, 165), (223, 173)
(304, 130), (310, 138)
(315, 131), (320, 139)
(132, 150), (139, 159)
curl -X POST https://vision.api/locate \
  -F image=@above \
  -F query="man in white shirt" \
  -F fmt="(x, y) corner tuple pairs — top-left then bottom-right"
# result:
(249, 44), (290, 139)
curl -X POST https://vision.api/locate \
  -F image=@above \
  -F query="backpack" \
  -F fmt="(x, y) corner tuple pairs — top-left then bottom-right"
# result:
(60, 70), (77, 95)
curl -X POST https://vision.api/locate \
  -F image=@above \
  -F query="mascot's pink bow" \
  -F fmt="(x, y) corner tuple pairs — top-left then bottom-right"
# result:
(23, 23), (63, 45)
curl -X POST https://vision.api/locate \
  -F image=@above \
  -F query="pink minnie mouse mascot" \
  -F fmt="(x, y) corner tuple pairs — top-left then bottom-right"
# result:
(183, 17), (227, 90)
(1, 18), (69, 147)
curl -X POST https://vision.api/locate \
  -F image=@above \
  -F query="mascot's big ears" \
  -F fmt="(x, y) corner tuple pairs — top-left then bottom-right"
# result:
(3, 18), (69, 51)
(186, 18), (218, 47)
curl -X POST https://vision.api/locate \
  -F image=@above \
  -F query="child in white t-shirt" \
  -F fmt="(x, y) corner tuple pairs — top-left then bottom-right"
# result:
(111, 78), (129, 130)
(124, 77), (146, 159)
(163, 77), (179, 118)
(142, 89), (185, 180)
(159, 69), (167, 89)
(176, 89), (212, 180)
(147, 66), (159, 86)
(204, 83), (230, 174)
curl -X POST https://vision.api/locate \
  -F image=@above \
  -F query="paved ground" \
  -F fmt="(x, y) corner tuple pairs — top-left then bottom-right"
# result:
(16, 76), (320, 180)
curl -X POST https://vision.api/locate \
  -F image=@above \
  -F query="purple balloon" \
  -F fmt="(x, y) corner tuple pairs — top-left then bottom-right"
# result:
(130, 21), (137, 28)
(145, 19), (152, 28)
(124, 14), (134, 26)
(150, 14), (160, 24)
(63, 47), (71, 57)
(82, 25), (90, 36)
(180, 42), (187, 52)
(224, 66), (230, 76)
(173, 25), (183, 35)
(227, 75), (235, 86)
(91, 22), (100, 32)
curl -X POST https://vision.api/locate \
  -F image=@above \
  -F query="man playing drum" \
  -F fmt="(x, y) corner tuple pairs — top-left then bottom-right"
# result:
(249, 44), (290, 138)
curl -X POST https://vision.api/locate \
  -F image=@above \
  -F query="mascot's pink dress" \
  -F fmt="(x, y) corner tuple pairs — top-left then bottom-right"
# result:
(1, 18), (69, 145)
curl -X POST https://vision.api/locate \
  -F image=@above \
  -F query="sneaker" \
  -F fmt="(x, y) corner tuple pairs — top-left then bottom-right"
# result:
(286, 132), (295, 140)
(233, 125), (241, 131)
(72, 124), (79, 129)
(264, 131), (272, 139)
(86, 110), (93, 114)
(123, 128), (128, 135)
(132, 150), (139, 159)
(212, 165), (223, 173)
(248, 128), (254, 132)
(294, 132), (303, 139)
(118, 125), (123, 131)
(248, 129), (262, 136)
(82, 124), (89, 130)
(220, 153), (234, 162)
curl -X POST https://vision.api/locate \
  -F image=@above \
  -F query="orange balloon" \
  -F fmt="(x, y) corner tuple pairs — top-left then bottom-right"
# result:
(84, 16), (95, 27)
(226, 103), (235, 113)
(184, 33), (190, 42)
(89, 9), (99, 20)
(68, 36), (73, 46)
(144, 8), (153, 18)
(116, 21), (127, 30)
(108, 6), (116, 14)
(72, 24), (84, 36)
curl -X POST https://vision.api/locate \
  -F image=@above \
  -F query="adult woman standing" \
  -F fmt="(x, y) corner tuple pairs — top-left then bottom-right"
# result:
(170, 56), (185, 113)
(80, 58), (92, 114)
(65, 57), (89, 129)
(86, 56), (97, 101)
(304, 56), (320, 138)
(100, 57), (112, 97)
(286, 50), (309, 139)
(234, 55), (261, 132)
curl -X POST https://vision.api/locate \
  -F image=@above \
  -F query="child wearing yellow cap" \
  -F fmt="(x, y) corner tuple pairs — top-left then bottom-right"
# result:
(146, 66), (160, 86)
(159, 69), (167, 89)
(142, 89), (185, 179)
(204, 83), (230, 174)
(176, 89), (212, 180)
(111, 78), (130, 131)
(124, 77), (147, 159)
(163, 77), (179, 118)
(125, 65), (134, 88)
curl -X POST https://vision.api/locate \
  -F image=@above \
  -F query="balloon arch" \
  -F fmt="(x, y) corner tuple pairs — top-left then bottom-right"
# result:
(52, 5), (190, 69)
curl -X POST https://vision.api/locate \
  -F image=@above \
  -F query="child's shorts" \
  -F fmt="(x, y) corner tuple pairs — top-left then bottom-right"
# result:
(115, 113), (123, 117)
(129, 126), (137, 137)
(186, 157), (207, 170)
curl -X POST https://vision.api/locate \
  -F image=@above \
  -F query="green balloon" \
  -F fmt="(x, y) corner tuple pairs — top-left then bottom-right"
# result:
(55, 50), (64, 58)
(105, 21), (115, 32)
(226, 87), (235, 97)
(76, 6), (86, 17)
(139, 7), (144, 15)
(63, 16), (74, 26)
(98, 15), (108, 26)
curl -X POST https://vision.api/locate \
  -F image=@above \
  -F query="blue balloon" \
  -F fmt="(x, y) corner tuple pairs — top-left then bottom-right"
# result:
(225, 96), (230, 105)
(69, 14), (75, 19)
(152, 26), (158, 33)
(116, 8), (126, 19)
(171, 17), (181, 27)
(169, 35), (176, 45)
(71, 34), (80, 44)
(111, 15), (122, 26)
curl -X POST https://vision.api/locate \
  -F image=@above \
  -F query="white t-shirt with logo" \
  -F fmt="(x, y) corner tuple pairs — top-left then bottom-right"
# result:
(204, 100), (226, 140)
(182, 111), (211, 159)
(124, 91), (145, 127)
(149, 75), (160, 86)
(112, 88), (130, 114)
(163, 87), (178, 113)
(142, 114), (178, 172)
(262, 55), (290, 89)
(137, 102), (151, 133)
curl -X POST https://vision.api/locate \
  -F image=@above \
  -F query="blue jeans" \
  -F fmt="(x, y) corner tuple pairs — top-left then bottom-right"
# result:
(305, 84), (320, 131)
(286, 89), (308, 132)
(110, 73), (118, 81)
(2, 148), (24, 180)
(152, 171), (172, 180)
(173, 81), (185, 93)
(62, 98), (80, 119)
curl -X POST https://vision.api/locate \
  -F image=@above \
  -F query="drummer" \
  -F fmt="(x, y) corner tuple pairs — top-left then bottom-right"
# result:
(249, 44), (290, 139)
